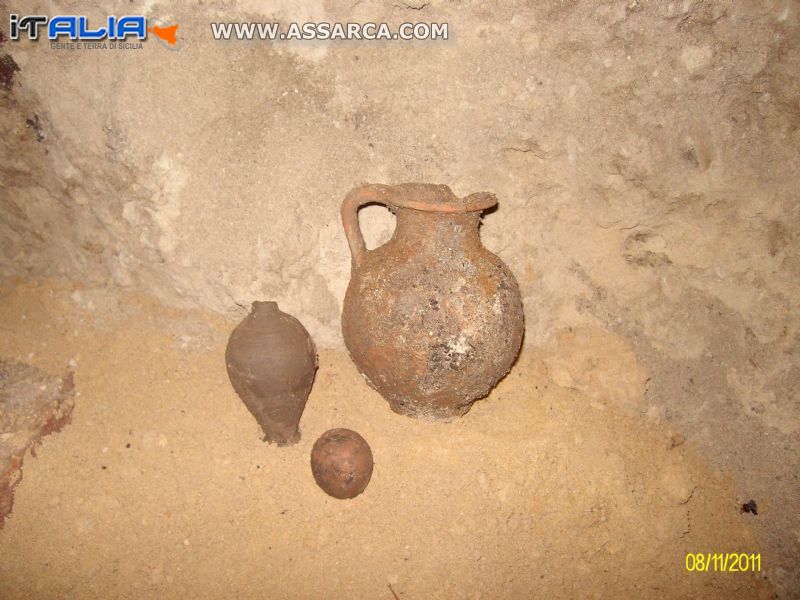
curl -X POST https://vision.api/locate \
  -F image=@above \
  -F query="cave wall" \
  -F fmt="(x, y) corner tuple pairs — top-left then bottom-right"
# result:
(1, 0), (797, 352)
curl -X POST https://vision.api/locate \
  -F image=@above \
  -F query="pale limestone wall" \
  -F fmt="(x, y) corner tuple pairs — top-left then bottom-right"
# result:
(2, 0), (798, 354)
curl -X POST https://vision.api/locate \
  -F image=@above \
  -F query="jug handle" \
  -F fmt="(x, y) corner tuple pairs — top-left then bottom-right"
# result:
(341, 184), (394, 272)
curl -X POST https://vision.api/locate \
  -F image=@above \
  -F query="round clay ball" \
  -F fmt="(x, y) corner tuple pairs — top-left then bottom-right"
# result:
(310, 428), (373, 499)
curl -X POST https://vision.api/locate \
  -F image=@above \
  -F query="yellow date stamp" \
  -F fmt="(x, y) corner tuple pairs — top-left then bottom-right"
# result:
(685, 552), (761, 572)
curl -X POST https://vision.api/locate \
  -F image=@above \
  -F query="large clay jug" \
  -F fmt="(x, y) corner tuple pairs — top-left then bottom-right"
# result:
(341, 183), (524, 420)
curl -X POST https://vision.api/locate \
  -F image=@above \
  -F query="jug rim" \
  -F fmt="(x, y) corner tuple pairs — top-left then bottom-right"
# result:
(383, 183), (497, 213)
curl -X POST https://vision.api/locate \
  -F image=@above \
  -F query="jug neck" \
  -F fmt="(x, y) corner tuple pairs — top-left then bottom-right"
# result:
(392, 208), (482, 249)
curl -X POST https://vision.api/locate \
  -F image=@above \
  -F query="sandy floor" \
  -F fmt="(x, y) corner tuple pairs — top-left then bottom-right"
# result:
(0, 280), (772, 598)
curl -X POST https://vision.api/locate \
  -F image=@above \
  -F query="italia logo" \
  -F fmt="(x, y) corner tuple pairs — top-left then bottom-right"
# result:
(8, 14), (179, 47)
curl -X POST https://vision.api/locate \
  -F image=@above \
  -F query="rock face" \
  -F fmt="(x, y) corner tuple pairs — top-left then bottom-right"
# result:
(1, 1), (796, 355)
(0, 361), (75, 528)
(540, 327), (648, 415)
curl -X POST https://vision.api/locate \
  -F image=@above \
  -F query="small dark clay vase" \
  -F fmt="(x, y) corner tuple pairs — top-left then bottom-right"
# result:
(225, 301), (317, 445)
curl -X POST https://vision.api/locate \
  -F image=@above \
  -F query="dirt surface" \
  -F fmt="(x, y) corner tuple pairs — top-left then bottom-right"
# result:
(0, 280), (775, 598)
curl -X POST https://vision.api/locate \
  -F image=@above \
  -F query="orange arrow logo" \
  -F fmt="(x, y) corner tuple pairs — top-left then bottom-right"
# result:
(148, 24), (178, 45)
